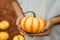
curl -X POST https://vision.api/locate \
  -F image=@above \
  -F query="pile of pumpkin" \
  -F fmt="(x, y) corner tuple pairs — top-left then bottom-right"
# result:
(0, 20), (24, 40)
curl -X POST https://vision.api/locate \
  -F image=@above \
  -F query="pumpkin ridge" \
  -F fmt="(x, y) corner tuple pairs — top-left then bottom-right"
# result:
(24, 17), (29, 31)
(30, 18), (33, 33)
(36, 19), (40, 33)
(38, 18), (45, 32)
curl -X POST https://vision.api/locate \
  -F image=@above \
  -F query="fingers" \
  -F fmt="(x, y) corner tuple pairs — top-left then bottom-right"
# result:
(30, 28), (51, 36)
(17, 25), (32, 37)
(39, 28), (51, 36)
(41, 20), (51, 32)
(16, 16), (33, 37)
(19, 28), (32, 37)
(16, 16), (20, 26)
(16, 14), (24, 26)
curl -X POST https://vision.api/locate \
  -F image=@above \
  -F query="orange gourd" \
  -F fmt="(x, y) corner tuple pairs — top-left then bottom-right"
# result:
(20, 16), (46, 34)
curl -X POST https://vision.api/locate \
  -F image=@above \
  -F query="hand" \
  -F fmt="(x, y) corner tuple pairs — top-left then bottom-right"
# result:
(29, 19), (54, 37)
(16, 14), (32, 37)
(16, 15), (54, 37)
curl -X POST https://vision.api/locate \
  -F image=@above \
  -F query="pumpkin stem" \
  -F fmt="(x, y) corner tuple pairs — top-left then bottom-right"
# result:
(23, 11), (36, 17)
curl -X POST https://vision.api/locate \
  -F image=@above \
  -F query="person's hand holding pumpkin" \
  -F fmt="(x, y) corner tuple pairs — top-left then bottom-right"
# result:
(12, 0), (60, 37)
(32, 16), (60, 37)
(13, 1), (60, 36)
(16, 16), (54, 37)
(30, 16), (60, 37)
(29, 19), (54, 36)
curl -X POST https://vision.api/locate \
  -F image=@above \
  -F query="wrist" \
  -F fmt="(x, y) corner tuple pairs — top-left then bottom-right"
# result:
(50, 19), (55, 25)
(50, 16), (60, 25)
(46, 19), (54, 27)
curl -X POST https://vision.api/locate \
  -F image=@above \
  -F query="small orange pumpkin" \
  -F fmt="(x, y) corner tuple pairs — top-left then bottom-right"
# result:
(20, 16), (46, 34)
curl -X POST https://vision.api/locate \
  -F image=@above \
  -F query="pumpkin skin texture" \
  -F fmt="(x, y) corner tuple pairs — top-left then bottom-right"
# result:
(0, 21), (9, 30)
(13, 35), (24, 40)
(20, 16), (46, 34)
(0, 32), (9, 40)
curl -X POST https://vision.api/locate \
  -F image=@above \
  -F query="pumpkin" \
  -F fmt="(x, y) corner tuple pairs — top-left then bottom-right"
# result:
(0, 32), (9, 40)
(20, 16), (46, 34)
(13, 35), (24, 40)
(0, 21), (9, 30)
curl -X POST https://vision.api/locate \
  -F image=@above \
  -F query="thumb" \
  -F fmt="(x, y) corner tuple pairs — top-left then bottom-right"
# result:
(41, 21), (51, 32)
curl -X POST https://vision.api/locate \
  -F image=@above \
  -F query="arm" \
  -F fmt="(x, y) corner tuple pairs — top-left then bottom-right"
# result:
(29, 15), (60, 36)
(12, 1), (31, 36)
(12, 1), (23, 16)
(51, 16), (60, 25)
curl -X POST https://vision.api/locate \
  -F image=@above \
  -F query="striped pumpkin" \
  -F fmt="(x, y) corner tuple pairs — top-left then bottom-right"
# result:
(20, 16), (46, 34)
